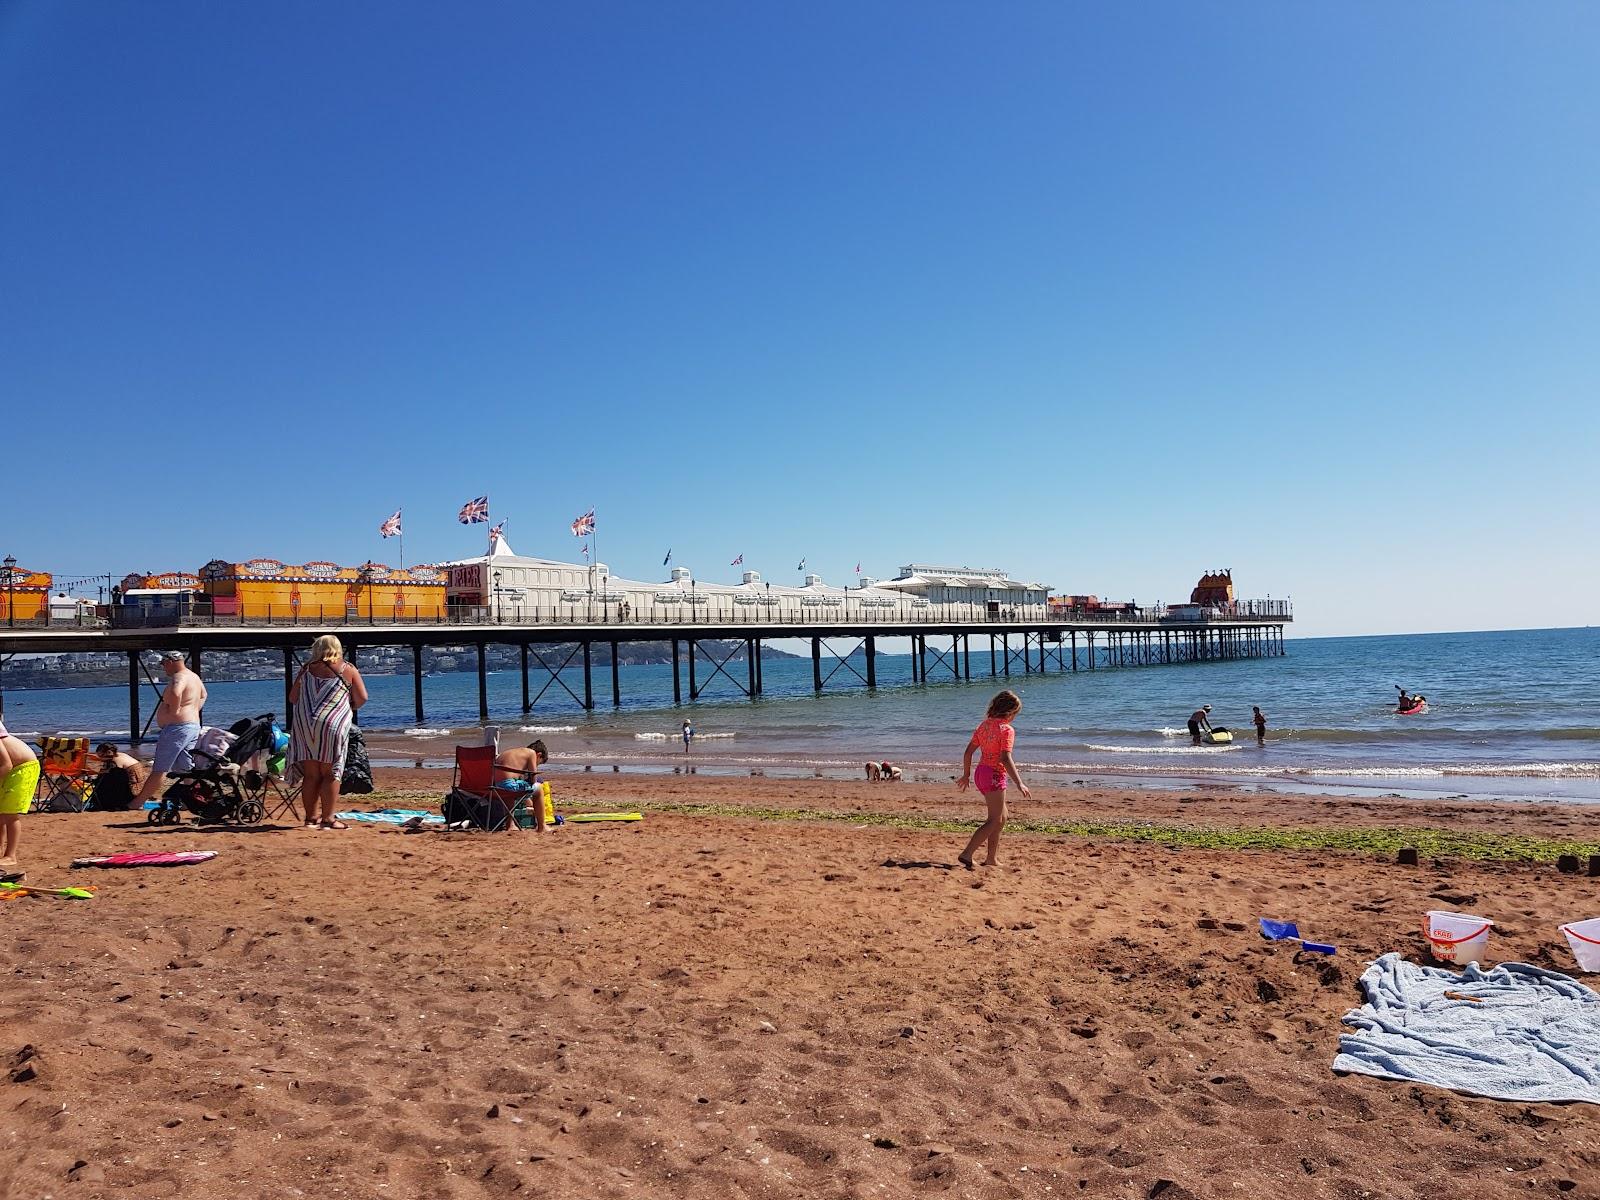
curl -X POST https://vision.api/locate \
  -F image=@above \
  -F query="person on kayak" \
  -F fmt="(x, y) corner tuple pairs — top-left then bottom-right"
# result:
(1395, 686), (1426, 713)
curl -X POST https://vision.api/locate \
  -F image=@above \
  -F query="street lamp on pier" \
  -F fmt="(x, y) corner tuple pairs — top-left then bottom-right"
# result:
(493, 569), (503, 624)
(3, 554), (15, 628)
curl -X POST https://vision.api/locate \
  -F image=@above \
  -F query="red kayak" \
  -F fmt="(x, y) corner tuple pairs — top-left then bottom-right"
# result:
(1397, 702), (1427, 716)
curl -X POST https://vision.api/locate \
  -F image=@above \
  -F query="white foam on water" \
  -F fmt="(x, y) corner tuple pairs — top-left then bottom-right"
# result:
(404, 727), (455, 737)
(519, 725), (576, 733)
(1085, 743), (1238, 755)
(634, 731), (736, 741)
(634, 732), (669, 741)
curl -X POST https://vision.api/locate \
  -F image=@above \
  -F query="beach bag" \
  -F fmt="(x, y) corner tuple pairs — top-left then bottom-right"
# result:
(339, 726), (374, 795)
(441, 788), (514, 831)
(87, 767), (137, 812)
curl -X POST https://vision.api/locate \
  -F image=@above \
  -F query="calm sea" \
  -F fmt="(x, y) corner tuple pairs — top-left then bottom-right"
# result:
(5, 627), (1597, 801)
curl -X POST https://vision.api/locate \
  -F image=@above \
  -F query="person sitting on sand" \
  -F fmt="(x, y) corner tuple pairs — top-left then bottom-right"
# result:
(93, 742), (149, 812)
(0, 699), (39, 876)
(956, 690), (1031, 870)
(493, 738), (550, 832)
(1187, 705), (1212, 745)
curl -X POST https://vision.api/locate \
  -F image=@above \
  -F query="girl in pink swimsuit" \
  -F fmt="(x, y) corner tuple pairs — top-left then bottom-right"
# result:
(956, 689), (1030, 869)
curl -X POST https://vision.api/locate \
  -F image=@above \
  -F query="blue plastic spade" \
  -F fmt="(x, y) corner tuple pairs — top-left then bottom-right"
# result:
(1299, 941), (1336, 955)
(1259, 918), (1301, 941)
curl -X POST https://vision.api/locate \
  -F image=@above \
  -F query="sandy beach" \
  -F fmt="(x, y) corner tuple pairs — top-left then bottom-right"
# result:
(5, 771), (1600, 1199)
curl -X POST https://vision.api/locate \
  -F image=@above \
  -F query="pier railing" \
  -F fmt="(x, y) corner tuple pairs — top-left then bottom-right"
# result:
(8, 598), (1290, 632)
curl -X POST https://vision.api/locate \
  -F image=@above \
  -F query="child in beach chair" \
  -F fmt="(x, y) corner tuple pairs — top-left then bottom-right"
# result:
(443, 745), (549, 832)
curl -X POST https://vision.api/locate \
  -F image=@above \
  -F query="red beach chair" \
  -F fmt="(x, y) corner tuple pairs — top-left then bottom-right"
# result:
(444, 746), (531, 831)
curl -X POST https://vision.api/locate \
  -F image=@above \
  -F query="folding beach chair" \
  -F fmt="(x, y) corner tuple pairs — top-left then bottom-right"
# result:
(443, 746), (535, 832)
(246, 771), (302, 824)
(33, 737), (96, 813)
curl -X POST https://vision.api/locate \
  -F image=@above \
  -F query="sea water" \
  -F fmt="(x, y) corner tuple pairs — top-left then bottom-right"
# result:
(4, 627), (1597, 801)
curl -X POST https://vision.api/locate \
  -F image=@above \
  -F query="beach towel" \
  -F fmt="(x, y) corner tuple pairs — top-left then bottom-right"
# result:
(71, 851), (219, 869)
(1334, 952), (1600, 1104)
(333, 808), (444, 825)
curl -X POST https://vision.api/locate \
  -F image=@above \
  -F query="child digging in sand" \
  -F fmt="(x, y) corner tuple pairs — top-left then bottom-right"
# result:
(956, 690), (1030, 869)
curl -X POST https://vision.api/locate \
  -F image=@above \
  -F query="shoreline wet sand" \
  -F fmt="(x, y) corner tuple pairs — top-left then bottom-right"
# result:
(6, 771), (1600, 1198)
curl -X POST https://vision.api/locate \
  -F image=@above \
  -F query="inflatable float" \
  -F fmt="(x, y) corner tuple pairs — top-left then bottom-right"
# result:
(1202, 728), (1234, 745)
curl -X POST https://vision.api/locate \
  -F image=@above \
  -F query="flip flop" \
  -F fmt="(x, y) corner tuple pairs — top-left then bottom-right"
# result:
(321, 820), (349, 830)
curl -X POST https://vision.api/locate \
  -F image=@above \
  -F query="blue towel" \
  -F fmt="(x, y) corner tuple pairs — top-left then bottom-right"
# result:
(333, 809), (443, 825)
(1334, 952), (1600, 1103)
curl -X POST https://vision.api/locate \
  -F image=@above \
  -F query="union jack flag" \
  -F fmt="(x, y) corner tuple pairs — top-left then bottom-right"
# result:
(730, 553), (743, 566)
(379, 509), (402, 538)
(571, 509), (595, 537)
(488, 520), (505, 541)
(458, 496), (489, 524)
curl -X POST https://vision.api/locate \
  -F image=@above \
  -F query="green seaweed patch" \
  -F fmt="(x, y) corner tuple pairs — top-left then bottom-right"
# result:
(621, 800), (1600, 864)
(358, 790), (1599, 863)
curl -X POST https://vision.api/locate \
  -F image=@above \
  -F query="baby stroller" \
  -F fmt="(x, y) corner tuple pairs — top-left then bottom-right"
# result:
(150, 714), (280, 825)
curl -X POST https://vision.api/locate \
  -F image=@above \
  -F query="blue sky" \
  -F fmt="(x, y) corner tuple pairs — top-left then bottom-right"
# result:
(2, 2), (1596, 638)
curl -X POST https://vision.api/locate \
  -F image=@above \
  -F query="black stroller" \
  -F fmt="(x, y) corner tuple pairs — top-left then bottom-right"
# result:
(150, 714), (280, 825)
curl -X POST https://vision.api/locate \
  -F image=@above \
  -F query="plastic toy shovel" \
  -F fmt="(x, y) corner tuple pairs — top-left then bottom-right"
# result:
(0, 882), (96, 900)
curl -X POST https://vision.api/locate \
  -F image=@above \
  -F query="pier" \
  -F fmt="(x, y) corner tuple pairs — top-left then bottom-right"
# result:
(0, 605), (1291, 742)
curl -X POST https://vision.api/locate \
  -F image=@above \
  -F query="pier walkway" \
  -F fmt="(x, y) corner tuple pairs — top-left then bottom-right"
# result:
(0, 605), (1291, 740)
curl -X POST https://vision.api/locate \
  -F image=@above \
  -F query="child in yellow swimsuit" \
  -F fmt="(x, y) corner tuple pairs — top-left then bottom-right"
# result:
(0, 706), (41, 873)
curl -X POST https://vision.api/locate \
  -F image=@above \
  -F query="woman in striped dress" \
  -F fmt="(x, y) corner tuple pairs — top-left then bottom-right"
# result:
(289, 635), (368, 829)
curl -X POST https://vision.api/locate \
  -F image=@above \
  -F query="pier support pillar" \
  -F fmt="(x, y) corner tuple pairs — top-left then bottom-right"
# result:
(755, 639), (763, 694)
(414, 644), (426, 723)
(1071, 630), (1078, 671)
(746, 639), (757, 697)
(865, 636), (877, 688)
(962, 634), (971, 679)
(129, 651), (143, 745)
(281, 647), (294, 726)
(990, 635), (997, 677)
(611, 641), (621, 707)
(812, 637), (822, 691)
(952, 635), (961, 680)
(583, 641), (594, 710)
(520, 643), (530, 712)
(476, 642), (489, 722)
(688, 640), (698, 700)
(1002, 634), (1009, 676)
(672, 638), (682, 704)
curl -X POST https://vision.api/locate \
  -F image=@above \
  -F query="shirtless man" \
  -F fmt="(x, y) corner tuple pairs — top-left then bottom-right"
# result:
(135, 651), (208, 806)
(492, 738), (550, 832)
(0, 698), (40, 874)
(1187, 704), (1213, 745)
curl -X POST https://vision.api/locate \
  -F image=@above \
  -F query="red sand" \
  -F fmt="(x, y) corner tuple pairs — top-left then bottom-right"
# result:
(4, 771), (1599, 1199)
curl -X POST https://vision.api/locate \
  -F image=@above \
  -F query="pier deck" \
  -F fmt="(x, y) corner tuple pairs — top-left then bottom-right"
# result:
(0, 610), (1290, 739)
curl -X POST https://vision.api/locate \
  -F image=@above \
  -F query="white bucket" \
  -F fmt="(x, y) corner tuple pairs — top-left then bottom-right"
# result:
(1423, 910), (1494, 965)
(1559, 919), (1600, 973)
